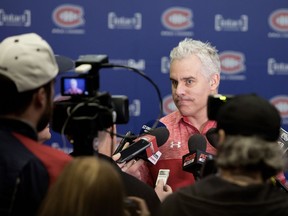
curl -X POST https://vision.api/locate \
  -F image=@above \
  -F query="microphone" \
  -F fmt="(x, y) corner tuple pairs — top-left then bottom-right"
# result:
(114, 119), (167, 155)
(116, 127), (169, 165)
(113, 131), (137, 155)
(206, 127), (219, 148)
(200, 156), (217, 179)
(278, 127), (288, 156)
(182, 134), (213, 180)
(139, 119), (166, 134)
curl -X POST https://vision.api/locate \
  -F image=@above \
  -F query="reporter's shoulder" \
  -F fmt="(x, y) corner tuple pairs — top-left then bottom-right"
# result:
(37, 144), (73, 162)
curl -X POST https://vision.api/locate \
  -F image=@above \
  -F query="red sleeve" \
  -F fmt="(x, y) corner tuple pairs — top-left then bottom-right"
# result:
(276, 171), (288, 185)
(13, 132), (73, 185)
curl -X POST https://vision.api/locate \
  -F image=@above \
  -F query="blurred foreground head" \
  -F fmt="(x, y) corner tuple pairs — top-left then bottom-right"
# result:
(215, 94), (283, 180)
(38, 156), (127, 216)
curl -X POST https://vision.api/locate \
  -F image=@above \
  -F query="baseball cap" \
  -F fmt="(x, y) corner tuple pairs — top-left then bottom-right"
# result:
(216, 94), (281, 141)
(0, 33), (74, 92)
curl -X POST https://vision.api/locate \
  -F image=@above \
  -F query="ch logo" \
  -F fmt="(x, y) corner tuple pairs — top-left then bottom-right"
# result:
(170, 141), (181, 148)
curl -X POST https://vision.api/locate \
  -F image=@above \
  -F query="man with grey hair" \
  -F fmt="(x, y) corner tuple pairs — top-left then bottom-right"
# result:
(158, 94), (288, 216)
(136, 38), (221, 192)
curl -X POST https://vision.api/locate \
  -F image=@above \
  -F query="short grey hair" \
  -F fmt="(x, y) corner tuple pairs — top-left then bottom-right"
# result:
(216, 135), (284, 179)
(170, 38), (221, 79)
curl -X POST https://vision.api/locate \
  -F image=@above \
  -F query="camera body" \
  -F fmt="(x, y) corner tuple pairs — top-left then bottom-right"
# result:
(51, 55), (129, 137)
(207, 94), (234, 120)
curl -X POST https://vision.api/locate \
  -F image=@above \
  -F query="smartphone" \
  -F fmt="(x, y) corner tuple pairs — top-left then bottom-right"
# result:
(155, 169), (170, 186)
(116, 139), (151, 163)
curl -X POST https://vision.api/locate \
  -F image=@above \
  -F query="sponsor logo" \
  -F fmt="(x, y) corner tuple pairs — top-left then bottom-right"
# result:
(215, 14), (248, 32)
(268, 9), (288, 38)
(161, 56), (170, 74)
(129, 99), (141, 116)
(170, 141), (181, 148)
(199, 153), (208, 163)
(0, 9), (31, 27)
(162, 7), (193, 30)
(53, 5), (84, 28)
(220, 51), (246, 74)
(183, 154), (196, 166)
(219, 51), (246, 80)
(110, 59), (145, 70)
(269, 9), (288, 32)
(270, 95), (288, 119)
(108, 12), (142, 30)
(52, 4), (85, 34)
(163, 95), (177, 114)
(161, 7), (194, 37)
(268, 58), (288, 75)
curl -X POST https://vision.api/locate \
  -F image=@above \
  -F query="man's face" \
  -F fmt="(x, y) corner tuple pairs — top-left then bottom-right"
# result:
(170, 55), (218, 118)
(71, 79), (78, 89)
(38, 124), (51, 142)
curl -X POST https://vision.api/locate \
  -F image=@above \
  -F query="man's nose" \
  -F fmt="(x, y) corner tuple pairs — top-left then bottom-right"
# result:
(175, 83), (185, 95)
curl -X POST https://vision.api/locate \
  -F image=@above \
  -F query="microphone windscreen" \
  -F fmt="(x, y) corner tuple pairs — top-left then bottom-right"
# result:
(149, 127), (170, 147)
(188, 134), (207, 153)
(206, 128), (219, 148)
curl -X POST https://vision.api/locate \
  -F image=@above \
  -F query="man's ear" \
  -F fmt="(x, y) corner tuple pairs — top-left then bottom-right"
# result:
(209, 73), (220, 91)
(218, 129), (226, 144)
(34, 87), (47, 108)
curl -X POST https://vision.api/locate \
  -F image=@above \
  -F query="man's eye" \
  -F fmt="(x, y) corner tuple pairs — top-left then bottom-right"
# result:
(171, 80), (177, 86)
(186, 79), (193, 85)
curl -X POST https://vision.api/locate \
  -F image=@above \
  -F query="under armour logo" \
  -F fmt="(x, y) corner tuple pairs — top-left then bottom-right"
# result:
(170, 141), (181, 148)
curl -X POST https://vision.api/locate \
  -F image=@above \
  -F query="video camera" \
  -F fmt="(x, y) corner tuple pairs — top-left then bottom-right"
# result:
(51, 55), (129, 137)
(207, 94), (234, 120)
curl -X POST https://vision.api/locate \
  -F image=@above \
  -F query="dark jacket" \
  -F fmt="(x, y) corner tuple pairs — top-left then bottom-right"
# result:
(70, 147), (161, 216)
(159, 175), (288, 216)
(0, 119), (72, 216)
(98, 154), (161, 216)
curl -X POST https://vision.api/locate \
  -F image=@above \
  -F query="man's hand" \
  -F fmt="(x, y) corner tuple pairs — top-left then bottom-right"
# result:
(154, 179), (173, 202)
(112, 152), (144, 180)
(126, 196), (150, 216)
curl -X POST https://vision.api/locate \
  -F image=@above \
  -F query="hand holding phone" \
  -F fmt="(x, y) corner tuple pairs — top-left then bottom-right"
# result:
(155, 169), (170, 186)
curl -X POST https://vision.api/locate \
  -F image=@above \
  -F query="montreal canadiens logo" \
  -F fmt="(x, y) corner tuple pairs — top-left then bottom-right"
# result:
(270, 95), (288, 118)
(161, 7), (193, 30)
(52, 4), (84, 28)
(163, 95), (177, 115)
(220, 51), (245, 74)
(269, 9), (288, 32)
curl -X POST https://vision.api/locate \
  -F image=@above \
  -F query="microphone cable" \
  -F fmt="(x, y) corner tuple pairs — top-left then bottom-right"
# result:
(100, 63), (163, 131)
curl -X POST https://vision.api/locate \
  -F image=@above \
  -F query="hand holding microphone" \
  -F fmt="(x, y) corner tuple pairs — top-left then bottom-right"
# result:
(112, 131), (143, 179)
(113, 131), (136, 155)
(112, 120), (169, 180)
(113, 119), (167, 156)
(115, 127), (169, 164)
